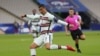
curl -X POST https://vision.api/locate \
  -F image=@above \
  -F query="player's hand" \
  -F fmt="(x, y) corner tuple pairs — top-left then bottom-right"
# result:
(66, 31), (70, 36)
(66, 32), (70, 36)
(21, 16), (24, 18)
(69, 24), (74, 28)
(21, 14), (26, 18)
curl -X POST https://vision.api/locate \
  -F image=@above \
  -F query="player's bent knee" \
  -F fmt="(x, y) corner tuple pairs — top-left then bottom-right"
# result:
(80, 37), (85, 40)
(30, 45), (35, 49)
(80, 35), (85, 40)
(30, 43), (38, 49)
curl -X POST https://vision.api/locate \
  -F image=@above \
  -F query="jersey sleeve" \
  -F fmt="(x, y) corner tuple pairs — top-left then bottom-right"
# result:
(26, 15), (34, 19)
(53, 17), (68, 26)
(57, 20), (68, 26)
(26, 14), (40, 20)
(48, 15), (55, 21)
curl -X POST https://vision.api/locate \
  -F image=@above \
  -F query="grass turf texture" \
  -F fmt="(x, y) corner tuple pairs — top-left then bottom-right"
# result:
(0, 31), (100, 56)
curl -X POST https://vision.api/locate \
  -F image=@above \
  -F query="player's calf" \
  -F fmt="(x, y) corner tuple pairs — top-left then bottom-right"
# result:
(30, 43), (38, 56)
(45, 43), (76, 52)
(45, 43), (50, 50)
(45, 43), (61, 50)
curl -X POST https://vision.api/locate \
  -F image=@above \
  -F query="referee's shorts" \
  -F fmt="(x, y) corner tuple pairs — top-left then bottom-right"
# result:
(70, 29), (83, 40)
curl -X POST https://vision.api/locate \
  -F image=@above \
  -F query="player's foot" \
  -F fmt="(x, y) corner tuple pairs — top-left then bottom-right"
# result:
(66, 45), (76, 52)
(77, 49), (81, 53)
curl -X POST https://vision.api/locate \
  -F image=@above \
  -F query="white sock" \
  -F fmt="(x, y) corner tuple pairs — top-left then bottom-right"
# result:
(61, 46), (67, 49)
(50, 44), (58, 49)
(30, 49), (36, 56)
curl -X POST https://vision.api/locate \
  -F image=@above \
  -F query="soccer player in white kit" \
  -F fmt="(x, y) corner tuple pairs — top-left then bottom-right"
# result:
(30, 4), (76, 56)
(21, 9), (40, 39)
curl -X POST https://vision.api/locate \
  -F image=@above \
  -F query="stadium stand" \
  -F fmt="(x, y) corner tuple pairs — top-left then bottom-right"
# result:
(34, 0), (91, 29)
(35, 0), (88, 12)
(0, 0), (39, 33)
(0, 7), (21, 23)
(35, 0), (100, 30)
(80, 0), (100, 22)
(0, 0), (39, 24)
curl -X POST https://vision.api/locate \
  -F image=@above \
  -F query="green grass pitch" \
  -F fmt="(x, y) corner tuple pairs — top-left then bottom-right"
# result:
(0, 31), (100, 56)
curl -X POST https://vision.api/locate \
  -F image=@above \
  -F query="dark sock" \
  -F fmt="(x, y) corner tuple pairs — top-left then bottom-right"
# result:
(75, 43), (79, 49)
(75, 44), (82, 53)
(32, 55), (36, 56)
(58, 45), (61, 49)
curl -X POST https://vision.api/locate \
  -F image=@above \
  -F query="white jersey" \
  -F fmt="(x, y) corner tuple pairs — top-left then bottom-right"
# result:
(26, 14), (40, 25)
(25, 14), (40, 32)
(33, 12), (68, 46)
(34, 12), (55, 45)
(39, 12), (55, 32)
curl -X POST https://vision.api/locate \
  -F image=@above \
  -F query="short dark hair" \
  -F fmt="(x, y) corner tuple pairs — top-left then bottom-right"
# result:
(69, 8), (75, 11)
(38, 4), (45, 8)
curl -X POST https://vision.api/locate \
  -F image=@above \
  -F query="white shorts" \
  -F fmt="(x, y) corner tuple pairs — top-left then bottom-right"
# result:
(31, 25), (40, 32)
(34, 33), (53, 46)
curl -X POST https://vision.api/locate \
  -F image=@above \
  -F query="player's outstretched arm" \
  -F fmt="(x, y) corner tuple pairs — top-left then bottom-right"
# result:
(57, 20), (68, 26)
(54, 18), (68, 26)
(21, 14), (26, 18)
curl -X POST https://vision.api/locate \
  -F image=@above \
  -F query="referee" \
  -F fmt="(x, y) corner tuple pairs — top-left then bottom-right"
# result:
(65, 8), (86, 53)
